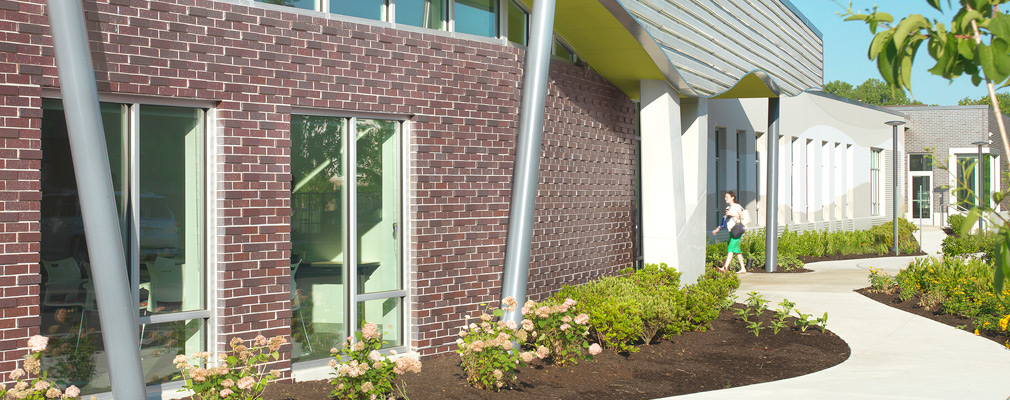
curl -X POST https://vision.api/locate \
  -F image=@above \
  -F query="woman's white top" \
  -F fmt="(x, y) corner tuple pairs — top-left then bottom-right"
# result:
(725, 203), (748, 229)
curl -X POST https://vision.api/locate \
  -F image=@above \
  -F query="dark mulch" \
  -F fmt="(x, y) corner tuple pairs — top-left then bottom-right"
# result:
(261, 306), (850, 400)
(855, 287), (1008, 347)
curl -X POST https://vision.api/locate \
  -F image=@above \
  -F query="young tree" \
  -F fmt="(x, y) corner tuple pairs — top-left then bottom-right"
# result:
(843, 0), (1010, 300)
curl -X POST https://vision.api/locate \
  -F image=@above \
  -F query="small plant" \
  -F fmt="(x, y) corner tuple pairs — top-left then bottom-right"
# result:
(456, 297), (542, 391)
(771, 299), (795, 334)
(0, 335), (85, 400)
(745, 291), (768, 314)
(816, 312), (829, 334)
(175, 335), (286, 400)
(794, 311), (814, 333)
(769, 319), (788, 334)
(868, 267), (897, 293)
(732, 305), (751, 323)
(521, 298), (600, 366)
(329, 322), (422, 400)
(746, 320), (764, 337)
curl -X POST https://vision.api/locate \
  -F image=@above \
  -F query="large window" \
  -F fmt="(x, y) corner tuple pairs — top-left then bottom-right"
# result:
(455, 0), (499, 37)
(955, 153), (993, 209)
(506, 0), (528, 45)
(397, 0), (447, 29)
(290, 114), (404, 363)
(40, 99), (207, 394)
(870, 148), (882, 215)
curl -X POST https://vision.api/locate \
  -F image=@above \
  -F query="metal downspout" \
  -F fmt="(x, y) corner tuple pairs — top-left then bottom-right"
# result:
(765, 98), (780, 272)
(46, 2), (147, 398)
(501, 0), (556, 324)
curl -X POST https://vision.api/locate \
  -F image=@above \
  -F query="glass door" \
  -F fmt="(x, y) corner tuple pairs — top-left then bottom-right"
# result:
(910, 175), (931, 220)
(290, 115), (404, 363)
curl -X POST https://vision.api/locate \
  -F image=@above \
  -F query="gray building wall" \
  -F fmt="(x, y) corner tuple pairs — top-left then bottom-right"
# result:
(889, 105), (1007, 223)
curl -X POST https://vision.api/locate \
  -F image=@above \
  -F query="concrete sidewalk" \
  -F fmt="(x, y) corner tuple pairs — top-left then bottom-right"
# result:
(663, 226), (1010, 400)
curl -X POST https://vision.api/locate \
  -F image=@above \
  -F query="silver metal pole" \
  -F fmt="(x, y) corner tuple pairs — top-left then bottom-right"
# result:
(764, 98), (780, 272)
(46, 2), (147, 398)
(885, 121), (904, 255)
(501, 0), (556, 324)
(894, 126), (899, 255)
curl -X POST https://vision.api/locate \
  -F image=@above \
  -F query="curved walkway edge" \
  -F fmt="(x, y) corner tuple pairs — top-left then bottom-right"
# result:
(661, 236), (1010, 399)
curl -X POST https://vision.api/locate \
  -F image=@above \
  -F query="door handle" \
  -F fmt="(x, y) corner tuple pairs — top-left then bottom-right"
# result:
(392, 222), (398, 237)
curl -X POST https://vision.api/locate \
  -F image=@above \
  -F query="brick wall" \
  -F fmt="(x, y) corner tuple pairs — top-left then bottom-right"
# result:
(894, 105), (994, 214)
(0, 0), (637, 375)
(0, 0), (45, 379)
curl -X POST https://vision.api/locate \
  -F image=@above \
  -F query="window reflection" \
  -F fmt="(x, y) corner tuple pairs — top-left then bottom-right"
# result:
(356, 119), (401, 294)
(290, 115), (347, 362)
(455, 0), (498, 37)
(507, 0), (528, 45)
(331, 0), (385, 21)
(39, 100), (206, 394)
(397, 0), (445, 29)
(255, 0), (319, 11)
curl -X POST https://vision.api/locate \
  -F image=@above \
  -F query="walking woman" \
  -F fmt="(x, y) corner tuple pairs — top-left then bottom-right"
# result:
(711, 190), (749, 274)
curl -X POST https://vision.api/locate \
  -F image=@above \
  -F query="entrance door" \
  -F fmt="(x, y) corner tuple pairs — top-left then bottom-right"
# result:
(910, 175), (932, 220)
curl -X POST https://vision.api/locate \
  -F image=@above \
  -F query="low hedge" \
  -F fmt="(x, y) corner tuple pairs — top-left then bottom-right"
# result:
(554, 263), (739, 353)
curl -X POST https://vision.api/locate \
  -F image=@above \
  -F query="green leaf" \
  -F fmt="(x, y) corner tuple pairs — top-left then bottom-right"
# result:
(869, 31), (892, 60)
(893, 15), (930, 50)
(959, 9), (984, 31)
(958, 39), (976, 59)
(926, 0), (944, 12)
(989, 11), (1010, 39)
(492, 309), (503, 317)
(959, 208), (983, 236)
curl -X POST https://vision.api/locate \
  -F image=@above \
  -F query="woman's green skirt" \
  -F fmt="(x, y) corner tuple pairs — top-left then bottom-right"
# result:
(727, 236), (742, 254)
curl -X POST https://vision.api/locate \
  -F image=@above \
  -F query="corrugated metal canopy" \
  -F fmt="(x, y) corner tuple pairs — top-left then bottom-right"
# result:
(522, 0), (796, 100)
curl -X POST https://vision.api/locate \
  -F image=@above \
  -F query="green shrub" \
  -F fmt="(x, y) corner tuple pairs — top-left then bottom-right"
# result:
(941, 232), (996, 261)
(891, 256), (1007, 334)
(556, 276), (644, 353)
(555, 263), (739, 351)
(868, 218), (920, 254)
(947, 214), (966, 233)
(682, 267), (740, 332)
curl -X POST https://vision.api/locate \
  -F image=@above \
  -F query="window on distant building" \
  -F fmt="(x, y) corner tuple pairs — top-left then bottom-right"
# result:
(955, 153), (993, 209)
(870, 148), (882, 215)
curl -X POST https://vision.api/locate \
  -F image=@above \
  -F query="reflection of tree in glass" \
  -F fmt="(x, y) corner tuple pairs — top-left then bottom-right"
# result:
(259, 0), (295, 6)
(355, 119), (396, 195)
(291, 115), (343, 196)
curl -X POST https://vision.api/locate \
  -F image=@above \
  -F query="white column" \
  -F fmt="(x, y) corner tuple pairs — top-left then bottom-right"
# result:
(641, 80), (707, 284)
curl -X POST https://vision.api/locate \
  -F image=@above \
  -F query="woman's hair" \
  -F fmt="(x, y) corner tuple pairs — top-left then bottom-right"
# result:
(725, 190), (737, 202)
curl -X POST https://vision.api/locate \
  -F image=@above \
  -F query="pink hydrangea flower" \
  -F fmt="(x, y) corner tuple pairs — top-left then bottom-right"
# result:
(219, 389), (234, 398)
(574, 313), (589, 325)
(361, 323), (380, 341)
(236, 376), (255, 390)
(589, 343), (602, 356)
(27, 335), (48, 352)
(64, 385), (80, 398)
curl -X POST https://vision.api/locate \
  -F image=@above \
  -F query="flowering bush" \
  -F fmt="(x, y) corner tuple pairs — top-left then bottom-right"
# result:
(520, 298), (599, 366)
(455, 297), (541, 391)
(329, 322), (422, 400)
(0, 335), (85, 400)
(175, 335), (286, 400)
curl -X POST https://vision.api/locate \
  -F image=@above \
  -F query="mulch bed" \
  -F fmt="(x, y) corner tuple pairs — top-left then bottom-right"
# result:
(855, 288), (1008, 347)
(261, 306), (850, 400)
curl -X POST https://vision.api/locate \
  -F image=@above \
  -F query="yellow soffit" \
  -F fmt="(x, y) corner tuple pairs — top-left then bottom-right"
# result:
(520, 0), (670, 100)
(708, 71), (782, 99)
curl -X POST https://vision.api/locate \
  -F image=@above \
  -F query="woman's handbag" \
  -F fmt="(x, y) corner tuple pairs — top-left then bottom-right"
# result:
(730, 222), (745, 239)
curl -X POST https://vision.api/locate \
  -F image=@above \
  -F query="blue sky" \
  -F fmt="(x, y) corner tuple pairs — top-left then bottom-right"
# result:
(791, 0), (997, 105)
